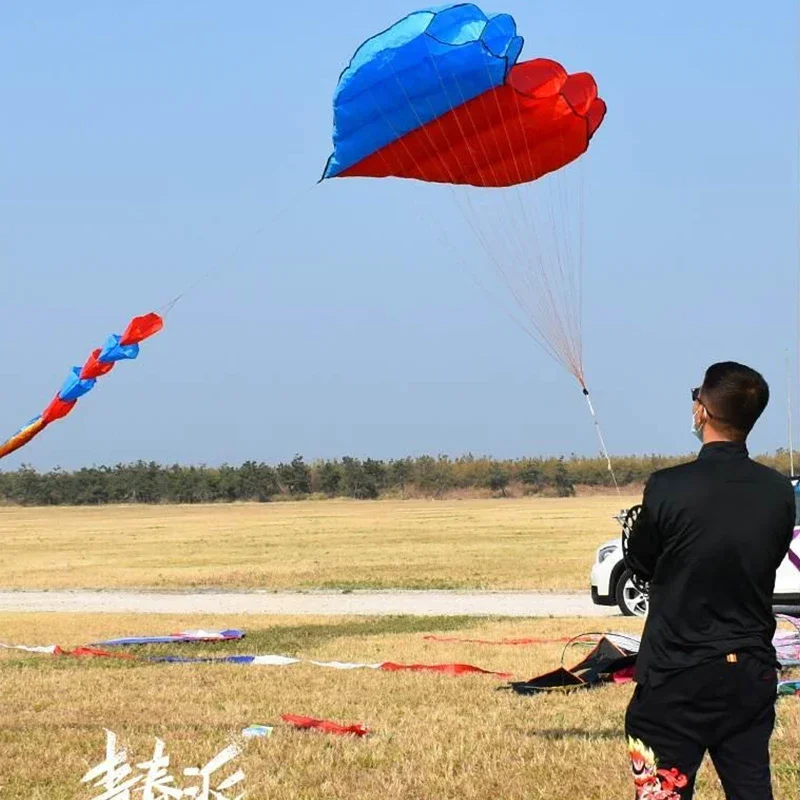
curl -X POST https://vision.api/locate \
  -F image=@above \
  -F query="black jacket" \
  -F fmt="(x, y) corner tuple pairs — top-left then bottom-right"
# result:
(626, 441), (795, 686)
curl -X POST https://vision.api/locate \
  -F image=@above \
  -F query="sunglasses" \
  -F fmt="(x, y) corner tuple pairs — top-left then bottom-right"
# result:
(691, 387), (730, 422)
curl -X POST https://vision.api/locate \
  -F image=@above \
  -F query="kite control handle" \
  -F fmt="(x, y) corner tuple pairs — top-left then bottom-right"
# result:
(620, 505), (650, 594)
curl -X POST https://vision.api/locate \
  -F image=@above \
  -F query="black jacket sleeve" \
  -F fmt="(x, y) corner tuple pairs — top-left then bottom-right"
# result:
(624, 475), (662, 581)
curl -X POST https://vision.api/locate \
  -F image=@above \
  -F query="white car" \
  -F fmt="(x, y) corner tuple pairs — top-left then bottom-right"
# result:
(591, 508), (800, 617)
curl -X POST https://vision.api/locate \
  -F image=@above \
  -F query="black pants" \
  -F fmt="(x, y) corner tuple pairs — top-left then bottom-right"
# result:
(625, 653), (778, 799)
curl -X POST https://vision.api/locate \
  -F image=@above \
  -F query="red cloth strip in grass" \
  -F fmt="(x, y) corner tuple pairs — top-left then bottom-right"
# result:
(379, 661), (511, 678)
(281, 714), (370, 737)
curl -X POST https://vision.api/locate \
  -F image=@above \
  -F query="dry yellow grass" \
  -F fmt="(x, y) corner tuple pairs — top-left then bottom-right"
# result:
(0, 497), (635, 591)
(0, 613), (797, 799)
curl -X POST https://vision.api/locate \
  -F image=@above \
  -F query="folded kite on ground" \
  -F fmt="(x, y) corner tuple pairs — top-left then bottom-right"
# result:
(778, 680), (800, 696)
(1, 640), (509, 677)
(506, 636), (639, 695)
(506, 620), (800, 695)
(6, 619), (796, 694)
(92, 629), (245, 647)
(775, 615), (800, 665)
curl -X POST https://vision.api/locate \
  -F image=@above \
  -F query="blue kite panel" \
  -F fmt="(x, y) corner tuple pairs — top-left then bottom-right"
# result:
(11, 416), (43, 438)
(99, 334), (140, 364)
(58, 367), (96, 402)
(323, 4), (523, 178)
(148, 655), (257, 664)
(92, 630), (246, 647)
(98, 636), (196, 646)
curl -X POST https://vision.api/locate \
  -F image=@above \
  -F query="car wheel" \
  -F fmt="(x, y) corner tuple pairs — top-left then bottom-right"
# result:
(616, 568), (649, 617)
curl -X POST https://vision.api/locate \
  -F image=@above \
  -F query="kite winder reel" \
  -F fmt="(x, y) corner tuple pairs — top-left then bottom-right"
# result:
(617, 505), (650, 594)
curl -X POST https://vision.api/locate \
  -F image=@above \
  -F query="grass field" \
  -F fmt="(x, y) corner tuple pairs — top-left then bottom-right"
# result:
(0, 613), (797, 800)
(0, 496), (636, 591)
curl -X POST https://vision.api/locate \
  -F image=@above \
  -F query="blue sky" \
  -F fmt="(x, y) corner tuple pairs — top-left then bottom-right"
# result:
(1, 1), (797, 469)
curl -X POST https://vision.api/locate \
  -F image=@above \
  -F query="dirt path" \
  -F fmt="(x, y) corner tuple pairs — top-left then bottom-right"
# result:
(0, 590), (618, 617)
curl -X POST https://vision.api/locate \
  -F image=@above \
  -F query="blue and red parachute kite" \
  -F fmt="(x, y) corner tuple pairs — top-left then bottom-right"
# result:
(0, 313), (163, 461)
(323, 5), (604, 189)
(323, 3), (606, 392)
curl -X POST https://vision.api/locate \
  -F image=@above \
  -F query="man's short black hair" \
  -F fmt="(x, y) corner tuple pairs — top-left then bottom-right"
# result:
(701, 362), (769, 439)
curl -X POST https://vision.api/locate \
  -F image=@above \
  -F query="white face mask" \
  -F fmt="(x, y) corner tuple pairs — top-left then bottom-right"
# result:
(692, 407), (705, 442)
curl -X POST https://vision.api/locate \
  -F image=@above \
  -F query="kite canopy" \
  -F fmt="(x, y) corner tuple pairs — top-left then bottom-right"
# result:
(0, 313), (163, 461)
(323, 3), (604, 189)
(323, 4), (606, 391)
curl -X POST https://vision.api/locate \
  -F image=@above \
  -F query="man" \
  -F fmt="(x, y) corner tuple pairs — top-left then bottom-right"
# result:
(624, 362), (795, 800)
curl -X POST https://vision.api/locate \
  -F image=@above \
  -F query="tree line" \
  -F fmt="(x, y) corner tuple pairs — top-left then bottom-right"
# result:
(0, 450), (795, 506)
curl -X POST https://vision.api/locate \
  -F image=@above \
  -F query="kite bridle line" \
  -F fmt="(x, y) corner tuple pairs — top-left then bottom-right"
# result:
(424, 24), (618, 495)
(353, 30), (590, 379)
(354, 33), (620, 486)
(156, 182), (320, 319)
(787, 351), (795, 476)
(427, 31), (617, 494)
(558, 630), (641, 672)
(581, 384), (621, 498)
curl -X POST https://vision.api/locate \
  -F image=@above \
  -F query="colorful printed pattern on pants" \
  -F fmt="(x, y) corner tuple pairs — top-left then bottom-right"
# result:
(628, 737), (689, 799)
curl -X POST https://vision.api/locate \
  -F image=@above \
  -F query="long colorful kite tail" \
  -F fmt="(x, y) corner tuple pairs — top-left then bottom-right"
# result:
(0, 313), (164, 461)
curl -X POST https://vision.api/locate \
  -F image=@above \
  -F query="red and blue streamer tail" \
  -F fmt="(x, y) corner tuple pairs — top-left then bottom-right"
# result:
(0, 313), (163, 461)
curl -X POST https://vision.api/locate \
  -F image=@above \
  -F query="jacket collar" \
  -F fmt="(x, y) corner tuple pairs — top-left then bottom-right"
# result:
(697, 441), (749, 460)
